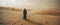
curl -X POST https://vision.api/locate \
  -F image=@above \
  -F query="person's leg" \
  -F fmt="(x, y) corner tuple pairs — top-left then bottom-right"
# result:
(23, 15), (26, 20)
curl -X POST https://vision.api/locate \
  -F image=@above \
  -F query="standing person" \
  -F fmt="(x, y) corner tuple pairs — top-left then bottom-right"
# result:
(23, 8), (27, 20)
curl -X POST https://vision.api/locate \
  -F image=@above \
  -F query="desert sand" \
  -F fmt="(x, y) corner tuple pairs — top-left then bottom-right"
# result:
(0, 7), (60, 25)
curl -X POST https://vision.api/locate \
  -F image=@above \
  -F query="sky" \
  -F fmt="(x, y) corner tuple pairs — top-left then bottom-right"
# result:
(0, 0), (58, 9)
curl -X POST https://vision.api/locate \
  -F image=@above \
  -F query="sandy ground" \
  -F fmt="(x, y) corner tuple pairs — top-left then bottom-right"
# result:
(0, 8), (60, 25)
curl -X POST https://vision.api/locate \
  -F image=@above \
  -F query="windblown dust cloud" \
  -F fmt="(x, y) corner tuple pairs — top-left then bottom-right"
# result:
(0, 7), (60, 25)
(0, 0), (60, 25)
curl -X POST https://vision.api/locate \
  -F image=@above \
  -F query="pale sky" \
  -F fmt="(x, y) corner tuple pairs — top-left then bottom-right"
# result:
(0, 0), (58, 9)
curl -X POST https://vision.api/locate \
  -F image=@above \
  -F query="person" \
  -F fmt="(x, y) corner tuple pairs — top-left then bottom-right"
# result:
(23, 8), (27, 20)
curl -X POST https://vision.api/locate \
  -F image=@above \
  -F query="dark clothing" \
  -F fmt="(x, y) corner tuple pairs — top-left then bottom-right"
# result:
(23, 9), (27, 20)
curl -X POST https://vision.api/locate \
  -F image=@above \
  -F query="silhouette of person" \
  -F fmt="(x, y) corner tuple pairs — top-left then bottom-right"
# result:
(23, 8), (27, 20)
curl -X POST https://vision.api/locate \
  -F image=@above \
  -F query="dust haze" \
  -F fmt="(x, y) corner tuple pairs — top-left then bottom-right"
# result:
(0, 7), (60, 25)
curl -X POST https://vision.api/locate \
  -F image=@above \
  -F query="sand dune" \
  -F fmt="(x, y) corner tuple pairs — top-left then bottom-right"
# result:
(0, 7), (60, 25)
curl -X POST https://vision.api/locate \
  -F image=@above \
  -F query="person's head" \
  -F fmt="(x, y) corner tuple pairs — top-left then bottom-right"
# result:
(24, 8), (26, 10)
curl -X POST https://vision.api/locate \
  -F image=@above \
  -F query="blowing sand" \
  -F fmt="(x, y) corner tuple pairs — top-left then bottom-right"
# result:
(0, 7), (60, 25)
